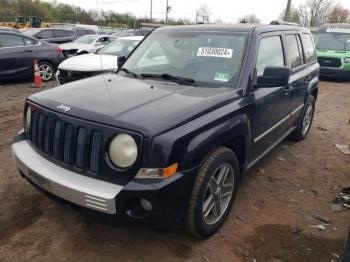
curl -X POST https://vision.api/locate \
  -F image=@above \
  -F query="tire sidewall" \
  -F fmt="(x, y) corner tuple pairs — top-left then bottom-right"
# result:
(191, 149), (240, 237)
(299, 95), (316, 139)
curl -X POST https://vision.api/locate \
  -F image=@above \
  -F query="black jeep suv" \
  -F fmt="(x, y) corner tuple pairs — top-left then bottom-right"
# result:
(12, 24), (319, 237)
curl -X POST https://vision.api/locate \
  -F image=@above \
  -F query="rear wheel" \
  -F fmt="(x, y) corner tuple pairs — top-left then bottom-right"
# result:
(186, 147), (240, 238)
(291, 95), (315, 141)
(38, 61), (55, 82)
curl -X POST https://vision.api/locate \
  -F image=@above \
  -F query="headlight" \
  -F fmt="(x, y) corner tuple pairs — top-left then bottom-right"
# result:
(25, 106), (31, 131)
(109, 133), (137, 168)
(344, 57), (350, 63)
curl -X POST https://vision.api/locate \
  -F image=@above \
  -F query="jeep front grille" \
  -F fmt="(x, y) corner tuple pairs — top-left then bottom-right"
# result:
(317, 57), (342, 68)
(29, 110), (102, 173)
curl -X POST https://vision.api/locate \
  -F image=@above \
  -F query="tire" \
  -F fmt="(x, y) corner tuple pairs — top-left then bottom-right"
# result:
(291, 95), (316, 141)
(38, 61), (55, 82)
(186, 147), (240, 238)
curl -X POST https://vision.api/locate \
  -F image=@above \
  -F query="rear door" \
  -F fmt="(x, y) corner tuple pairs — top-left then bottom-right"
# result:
(250, 33), (294, 161)
(283, 32), (318, 123)
(0, 34), (36, 80)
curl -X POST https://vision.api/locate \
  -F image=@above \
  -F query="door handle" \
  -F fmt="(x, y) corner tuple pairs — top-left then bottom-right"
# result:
(24, 50), (33, 53)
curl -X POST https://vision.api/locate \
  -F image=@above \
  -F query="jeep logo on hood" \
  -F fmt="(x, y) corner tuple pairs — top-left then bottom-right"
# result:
(57, 104), (71, 112)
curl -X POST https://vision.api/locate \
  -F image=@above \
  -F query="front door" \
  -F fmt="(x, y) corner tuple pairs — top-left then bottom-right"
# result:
(250, 34), (294, 162)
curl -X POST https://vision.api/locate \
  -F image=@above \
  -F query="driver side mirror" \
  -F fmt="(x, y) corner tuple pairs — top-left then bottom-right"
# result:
(255, 66), (291, 88)
(117, 56), (127, 68)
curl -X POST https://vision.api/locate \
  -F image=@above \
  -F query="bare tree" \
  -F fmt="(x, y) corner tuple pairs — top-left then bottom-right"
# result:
(298, 0), (334, 27)
(328, 4), (349, 23)
(196, 5), (211, 23)
(239, 13), (260, 24)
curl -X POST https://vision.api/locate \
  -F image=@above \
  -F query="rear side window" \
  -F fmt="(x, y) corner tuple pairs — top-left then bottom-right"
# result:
(256, 35), (285, 76)
(36, 30), (53, 39)
(54, 30), (69, 38)
(285, 34), (304, 68)
(301, 33), (316, 62)
(66, 30), (75, 37)
(0, 34), (25, 47)
(77, 30), (94, 36)
(24, 37), (38, 46)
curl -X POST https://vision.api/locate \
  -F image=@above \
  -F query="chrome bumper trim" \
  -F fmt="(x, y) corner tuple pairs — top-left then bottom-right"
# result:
(12, 140), (123, 214)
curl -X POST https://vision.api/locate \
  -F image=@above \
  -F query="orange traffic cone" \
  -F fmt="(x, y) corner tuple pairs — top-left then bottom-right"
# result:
(31, 59), (42, 88)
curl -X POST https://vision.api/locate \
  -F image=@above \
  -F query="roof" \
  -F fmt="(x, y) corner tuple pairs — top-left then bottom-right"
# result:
(318, 23), (350, 32)
(156, 23), (310, 34)
(118, 36), (144, 41)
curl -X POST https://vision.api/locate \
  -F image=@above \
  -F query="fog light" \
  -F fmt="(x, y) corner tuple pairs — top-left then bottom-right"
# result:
(140, 198), (152, 211)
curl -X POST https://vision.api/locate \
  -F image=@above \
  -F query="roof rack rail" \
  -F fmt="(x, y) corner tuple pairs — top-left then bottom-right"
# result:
(270, 20), (300, 26)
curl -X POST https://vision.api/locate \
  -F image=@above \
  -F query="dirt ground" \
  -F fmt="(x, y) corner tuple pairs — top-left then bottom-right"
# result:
(0, 80), (349, 262)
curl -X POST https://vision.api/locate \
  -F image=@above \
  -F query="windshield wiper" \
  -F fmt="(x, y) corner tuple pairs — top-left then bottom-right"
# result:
(117, 67), (138, 78)
(140, 73), (196, 86)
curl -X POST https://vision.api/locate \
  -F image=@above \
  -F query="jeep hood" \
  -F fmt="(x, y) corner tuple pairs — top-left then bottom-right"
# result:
(28, 74), (239, 137)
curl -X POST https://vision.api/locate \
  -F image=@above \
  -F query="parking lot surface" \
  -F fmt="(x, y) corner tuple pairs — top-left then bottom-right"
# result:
(0, 80), (349, 262)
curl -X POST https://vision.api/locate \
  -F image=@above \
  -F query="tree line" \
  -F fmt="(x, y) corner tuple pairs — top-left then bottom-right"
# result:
(0, 0), (185, 28)
(0, 0), (349, 28)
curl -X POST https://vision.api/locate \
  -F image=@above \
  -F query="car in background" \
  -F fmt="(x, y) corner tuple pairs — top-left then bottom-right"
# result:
(56, 36), (143, 84)
(0, 31), (65, 82)
(60, 34), (117, 57)
(315, 23), (350, 79)
(110, 29), (152, 38)
(0, 27), (21, 33)
(22, 28), (95, 44)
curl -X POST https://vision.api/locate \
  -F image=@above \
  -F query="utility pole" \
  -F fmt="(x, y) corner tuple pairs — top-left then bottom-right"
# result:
(150, 0), (152, 21)
(165, 0), (169, 24)
(284, 0), (292, 21)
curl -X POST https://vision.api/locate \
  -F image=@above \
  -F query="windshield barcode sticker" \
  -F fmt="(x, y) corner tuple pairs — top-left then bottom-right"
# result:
(197, 47), (233, 58)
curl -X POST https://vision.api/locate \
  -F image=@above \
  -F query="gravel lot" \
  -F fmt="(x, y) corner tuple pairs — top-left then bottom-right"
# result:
(0, 80), (349, 262)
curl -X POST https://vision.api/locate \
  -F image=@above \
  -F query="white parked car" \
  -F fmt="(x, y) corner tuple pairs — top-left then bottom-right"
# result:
(57, 36), (143, 84)
(60, 34), (117, 57)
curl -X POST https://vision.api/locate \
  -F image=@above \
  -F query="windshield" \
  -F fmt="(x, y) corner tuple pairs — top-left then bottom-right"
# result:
(73, 35), (97, 44)
(122, 31), (247, 88)
(316, 33), (350, 51)
(22, 29), (41, 36)
(98, 39), (140, 56)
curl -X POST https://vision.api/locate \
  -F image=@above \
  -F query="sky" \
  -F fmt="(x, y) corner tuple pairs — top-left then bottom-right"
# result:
(44, 0), (350, 23)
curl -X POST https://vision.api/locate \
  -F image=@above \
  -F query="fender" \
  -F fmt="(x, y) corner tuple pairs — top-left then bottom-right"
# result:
(146, 98), (253, 172)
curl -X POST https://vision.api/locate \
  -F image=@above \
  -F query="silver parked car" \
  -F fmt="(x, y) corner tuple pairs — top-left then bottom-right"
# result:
(59, 34), (117, 57)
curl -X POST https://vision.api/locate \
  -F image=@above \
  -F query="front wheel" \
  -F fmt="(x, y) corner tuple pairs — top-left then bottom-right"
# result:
(291, 95), (316, 141)
(186, 147), (240, 238)
(38, 61), (55, 82)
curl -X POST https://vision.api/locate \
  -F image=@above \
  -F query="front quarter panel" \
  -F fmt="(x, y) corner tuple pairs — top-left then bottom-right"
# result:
(145, 96), (252, 171)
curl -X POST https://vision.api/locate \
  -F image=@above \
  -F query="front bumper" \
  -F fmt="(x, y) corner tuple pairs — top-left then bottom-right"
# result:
(12, 140), (123, 214)
(320, 67), (350, 79)
(12, 138), (197, 225)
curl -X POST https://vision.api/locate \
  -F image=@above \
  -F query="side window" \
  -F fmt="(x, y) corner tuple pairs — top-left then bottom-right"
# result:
(301, 33), (316, 62)
(66, 30), (75, 37)
(54, 30), (68, 38)
(285, 34), (303, 68)
(0, 34), (25, 47)
(256, 35), (284, 76)
(24, 37), (38, 46)
(36, 30), (53, 39)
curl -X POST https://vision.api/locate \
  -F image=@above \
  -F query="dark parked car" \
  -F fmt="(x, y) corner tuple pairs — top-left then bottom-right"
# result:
(0, 31), (65, 82)
(12, 24), (319, 238)
(22, 28), (95, 44)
